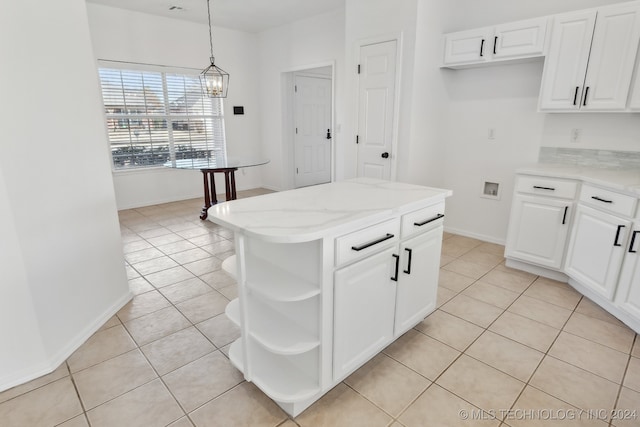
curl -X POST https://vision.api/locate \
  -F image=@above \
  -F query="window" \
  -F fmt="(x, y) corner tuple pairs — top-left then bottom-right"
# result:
(98, 66), (226, 170)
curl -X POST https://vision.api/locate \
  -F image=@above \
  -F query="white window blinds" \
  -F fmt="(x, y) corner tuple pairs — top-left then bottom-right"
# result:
(98, 67), (226, 170)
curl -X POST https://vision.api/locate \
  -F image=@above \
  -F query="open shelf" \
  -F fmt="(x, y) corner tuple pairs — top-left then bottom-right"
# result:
(225, 299), (240, 327)
(247, 298), (319, 355)
(221, 255), (237, 279)
(246, 256), (320, 302)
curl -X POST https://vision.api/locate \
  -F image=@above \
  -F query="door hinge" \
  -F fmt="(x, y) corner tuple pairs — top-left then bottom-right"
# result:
(357, 64), (361, 74)
(295, 128), (298, 134)
(294, 85), (297, 92)
(296, 168), (299, 174)
(356, 135), (359, 144)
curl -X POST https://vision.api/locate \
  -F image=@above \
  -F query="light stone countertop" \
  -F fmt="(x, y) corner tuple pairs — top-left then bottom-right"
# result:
(517, 164), (640, 196)
(207, 177), (452, 243)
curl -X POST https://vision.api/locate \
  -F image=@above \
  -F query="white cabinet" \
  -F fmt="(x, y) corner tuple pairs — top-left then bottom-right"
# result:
(615, 223), (640, 318)
(565, 204), (631, 300)
(333, 205), (444, 380)
(629, 51), (640, 110)
(505, 175), (577, 270)
(442, 17), (547, 67)
(506, 195), (572, 270)
(539, 3), (640, 111)
(394, 226), (443, 335)
(333, 247), (397, 380)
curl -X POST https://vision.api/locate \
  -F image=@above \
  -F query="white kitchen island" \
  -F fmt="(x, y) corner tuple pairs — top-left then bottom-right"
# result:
(207, 178), (452, 416)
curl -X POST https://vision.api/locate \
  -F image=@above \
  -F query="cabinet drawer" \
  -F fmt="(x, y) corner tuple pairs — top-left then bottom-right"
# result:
(401, 202), (445, 238)
(515, 175), (578, 199)
(335, 218), (400, 267)
(579, 184), (637, 217)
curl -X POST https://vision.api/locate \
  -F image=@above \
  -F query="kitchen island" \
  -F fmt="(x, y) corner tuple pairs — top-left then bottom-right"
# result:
(207, 178), (452, 416)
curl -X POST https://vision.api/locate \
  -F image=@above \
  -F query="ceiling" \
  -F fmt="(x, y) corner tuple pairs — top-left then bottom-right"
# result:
(86, 0), (345, 33)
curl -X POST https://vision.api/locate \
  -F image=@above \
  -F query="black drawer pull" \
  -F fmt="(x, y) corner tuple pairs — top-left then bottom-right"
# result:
(403, 248), (413, 275)
(562, 206), (568, 225)
(391, 254), (400, 282)
(533, 186), (555, 191)
(414, 213), (444, 227)
(614, 225), (625, 247)
(591, 196), (613, 204)
(629, 230), (640, 253)
(351, 233), (394, 251)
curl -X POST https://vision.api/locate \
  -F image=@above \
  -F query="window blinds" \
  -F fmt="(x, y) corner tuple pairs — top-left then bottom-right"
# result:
(98, 68), (226, 170)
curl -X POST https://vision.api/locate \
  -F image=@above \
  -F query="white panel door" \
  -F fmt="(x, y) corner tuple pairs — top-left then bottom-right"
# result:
(615, 225), (640, 318)
(582, 3), (640, 110)
(356, 40), (397, 180)
(394, 226), (442, 336)
(630, 53), (640, 110)
(565, 205), (630, 300)
(539, 10), (596, 111)
(294, 75), (331, 188)
(505, 195), (572, 270)
(442, 27), (492, 65)
(493, 17), (548, 59)
(333, 247), (397, 380)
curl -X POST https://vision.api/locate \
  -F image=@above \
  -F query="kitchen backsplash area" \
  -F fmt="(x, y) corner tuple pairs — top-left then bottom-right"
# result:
(539, 147), (640, 168)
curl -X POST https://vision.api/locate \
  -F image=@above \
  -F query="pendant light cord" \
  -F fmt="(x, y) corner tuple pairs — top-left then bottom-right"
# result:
(206, 0), (214, 62)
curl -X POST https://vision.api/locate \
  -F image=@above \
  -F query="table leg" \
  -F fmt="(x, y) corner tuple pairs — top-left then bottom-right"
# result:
(209, 173), (218, 205)
(224, 171), (232, 201)
(200, 170), (211, 220)
(230, 169), (237, 199)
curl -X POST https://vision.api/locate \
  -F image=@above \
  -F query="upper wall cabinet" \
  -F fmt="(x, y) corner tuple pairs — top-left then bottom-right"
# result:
(630, 49), (640, 110)
(539, 3), (640, 111)
(442, 17), (548, 68)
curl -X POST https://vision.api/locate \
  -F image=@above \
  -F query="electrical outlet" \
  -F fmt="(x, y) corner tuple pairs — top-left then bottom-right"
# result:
(570, 128), (582, 143)
(488, 128), (496, 140)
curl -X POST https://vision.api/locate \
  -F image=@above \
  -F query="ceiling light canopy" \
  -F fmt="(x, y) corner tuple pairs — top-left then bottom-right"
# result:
(200, 0), (229, 98)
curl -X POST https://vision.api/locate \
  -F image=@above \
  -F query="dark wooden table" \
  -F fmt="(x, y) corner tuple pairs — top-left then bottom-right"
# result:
(168, 157), (269, 220)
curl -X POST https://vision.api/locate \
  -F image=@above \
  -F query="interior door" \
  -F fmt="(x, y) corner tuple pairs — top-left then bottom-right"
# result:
(356, 40), (397, 180)
(294, 75), (331, 188)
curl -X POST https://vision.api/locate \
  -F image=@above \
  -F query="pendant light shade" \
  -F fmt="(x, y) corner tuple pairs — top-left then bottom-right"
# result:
(200, 0), (228, 98)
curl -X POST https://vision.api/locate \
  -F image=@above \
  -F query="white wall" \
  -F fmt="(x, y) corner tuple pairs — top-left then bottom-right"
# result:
(411, 0), (640, 244)
(257, 8), (346, 190)
(86, 4), (263, 209)
(0, 0), (130, 390)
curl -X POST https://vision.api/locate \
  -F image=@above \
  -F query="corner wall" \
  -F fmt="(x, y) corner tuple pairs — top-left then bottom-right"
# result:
(0, 0), (130, 390)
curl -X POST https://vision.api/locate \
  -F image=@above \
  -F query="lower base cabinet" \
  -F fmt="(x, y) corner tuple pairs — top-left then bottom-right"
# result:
(616, 223), (640, 318)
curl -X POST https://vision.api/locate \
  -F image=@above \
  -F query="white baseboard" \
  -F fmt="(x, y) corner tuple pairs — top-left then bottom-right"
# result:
(444, 226), (506, 246)
(0, 291), (132, 392)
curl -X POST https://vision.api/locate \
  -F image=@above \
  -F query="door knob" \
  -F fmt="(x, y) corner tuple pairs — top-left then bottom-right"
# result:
(381, 152), (389, 159)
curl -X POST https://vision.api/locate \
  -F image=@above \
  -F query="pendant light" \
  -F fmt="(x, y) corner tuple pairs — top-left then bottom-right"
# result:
(200, 0), (229, 98)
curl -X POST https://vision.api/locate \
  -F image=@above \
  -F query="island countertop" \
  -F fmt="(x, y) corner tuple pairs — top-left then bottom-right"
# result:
(207, 178), (452, 243)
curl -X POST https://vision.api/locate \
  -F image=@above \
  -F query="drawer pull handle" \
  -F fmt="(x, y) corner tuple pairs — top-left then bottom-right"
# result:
(591, 196), (612, 204)
(414, 213), (445, 227)
(403, 248), (413, 275)
(533, 186), (555, 191)
(562, 206), (568, 225)
(629, 231), (639, 253)
(351, 233), (394, 251)
(391, 254), (400, 281)
(614, 225), (625, 247)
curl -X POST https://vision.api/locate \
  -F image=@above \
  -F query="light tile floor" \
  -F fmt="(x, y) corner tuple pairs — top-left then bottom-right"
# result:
(2, 190), (640, 427)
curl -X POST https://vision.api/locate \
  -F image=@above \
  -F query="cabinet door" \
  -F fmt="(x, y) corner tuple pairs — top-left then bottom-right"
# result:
(493, 17), (548, 60)
(539, 10), (596, 111)
(565, 205), (630, 300)
(505, 195), (572, 270)
(630, 52), (640, 110)
(582, 3), (640, 110)
(394, 226), (443, 336)
(333, 247), (397, 380)
(616, 225), (640, 319)
(443, 27), (492, 66)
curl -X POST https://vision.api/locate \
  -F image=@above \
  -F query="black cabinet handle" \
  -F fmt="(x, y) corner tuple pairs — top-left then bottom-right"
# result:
(562, 206), (568, 225)
(414, 213), (445, 227)
(391, 254), (400, 281)
(629, 230), (640, 253)
(403, 248), (413, 275)
(573, 86), (580, 106)
(614, 225), (625, 247)
(480, 39), (485, 57)
(533, 186), (555, 191)
(591, 196), (612, 204)
(583, 86), (589, 106)
(493, 36), (498, 54)
(326, 129), (331, 139)
(381, 152), (389, 159)
(351, 233), (394, 252)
